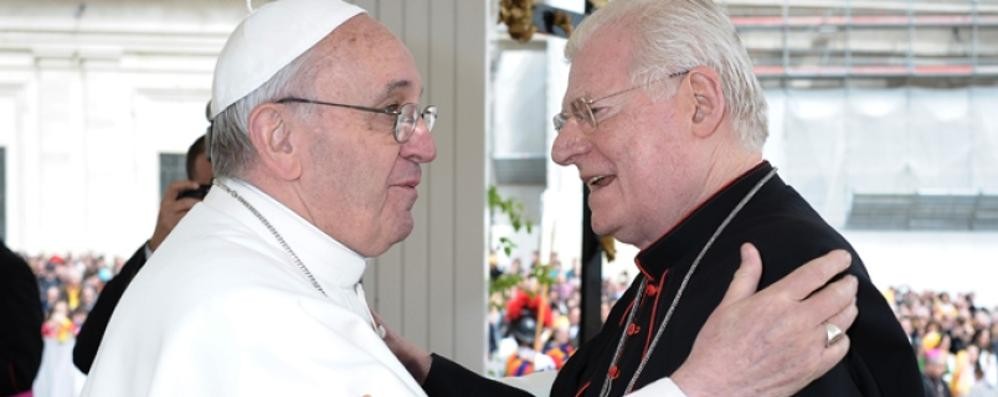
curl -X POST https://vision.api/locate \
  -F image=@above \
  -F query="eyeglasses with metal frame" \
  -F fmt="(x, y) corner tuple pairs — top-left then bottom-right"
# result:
(276, 97), (438, 144)
(552, 70), (689, 133)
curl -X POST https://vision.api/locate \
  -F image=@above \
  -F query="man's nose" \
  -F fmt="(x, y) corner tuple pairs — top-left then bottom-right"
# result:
(550, 122), (591, 166)
(400, 118), (437, 163)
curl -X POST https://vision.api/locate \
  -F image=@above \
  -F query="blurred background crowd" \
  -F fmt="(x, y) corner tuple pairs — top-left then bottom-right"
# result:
(13, 246), (998, 396)
(480, 249), (998, 397)
(890, 287), (998, 396)
(19, 253), (121, 396)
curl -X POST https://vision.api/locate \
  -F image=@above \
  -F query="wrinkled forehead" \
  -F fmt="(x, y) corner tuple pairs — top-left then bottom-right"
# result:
(314, 15), (423, 101)
(563, 24), (635, 105)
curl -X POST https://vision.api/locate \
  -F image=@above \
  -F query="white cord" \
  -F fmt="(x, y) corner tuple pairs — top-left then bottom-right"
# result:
(245, 0), (254, 13)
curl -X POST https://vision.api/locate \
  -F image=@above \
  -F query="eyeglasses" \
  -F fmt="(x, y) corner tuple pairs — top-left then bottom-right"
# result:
(276, 97), (438, 144)
(552, 70), (689, 133)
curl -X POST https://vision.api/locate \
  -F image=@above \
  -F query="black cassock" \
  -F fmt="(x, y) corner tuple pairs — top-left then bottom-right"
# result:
(423, 162), (923, 397)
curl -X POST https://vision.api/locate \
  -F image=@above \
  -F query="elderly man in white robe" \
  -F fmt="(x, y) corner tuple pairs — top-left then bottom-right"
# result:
(81, 1), (859, 396)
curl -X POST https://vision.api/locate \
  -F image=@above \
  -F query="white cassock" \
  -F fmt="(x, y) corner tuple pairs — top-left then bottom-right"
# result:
(81, 178), (426, 396)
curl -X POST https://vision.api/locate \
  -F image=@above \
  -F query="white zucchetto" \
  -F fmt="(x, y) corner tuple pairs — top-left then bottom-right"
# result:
(209, 0), (366, 118)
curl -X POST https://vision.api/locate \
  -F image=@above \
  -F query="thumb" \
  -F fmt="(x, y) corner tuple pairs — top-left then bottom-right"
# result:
(719, 243), (763, 308)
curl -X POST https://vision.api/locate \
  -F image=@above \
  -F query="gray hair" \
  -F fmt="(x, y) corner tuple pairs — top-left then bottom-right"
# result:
(209, 46), (320, 177)
(565, 0), (768, 150)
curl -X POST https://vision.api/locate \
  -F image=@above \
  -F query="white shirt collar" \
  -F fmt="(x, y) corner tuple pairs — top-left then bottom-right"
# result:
(208, 177), (368, 290)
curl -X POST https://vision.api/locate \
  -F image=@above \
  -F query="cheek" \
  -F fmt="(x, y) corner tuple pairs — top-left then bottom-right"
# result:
(361, 150), (408, 213)
(308, 138), (371, 206)
(614, 144), (667, 199)
(616, 144), (692, 220)
(315, 145), (353, 182)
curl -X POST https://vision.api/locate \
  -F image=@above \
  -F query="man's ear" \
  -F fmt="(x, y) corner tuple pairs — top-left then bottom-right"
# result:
(686, 66), (726, 138)
(247, 103), (303, 181)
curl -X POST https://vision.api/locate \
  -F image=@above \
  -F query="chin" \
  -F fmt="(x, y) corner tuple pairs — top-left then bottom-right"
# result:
(589, 217), (616, 239)
(389, 216), (415, 243)
(358, 219), (415, 257)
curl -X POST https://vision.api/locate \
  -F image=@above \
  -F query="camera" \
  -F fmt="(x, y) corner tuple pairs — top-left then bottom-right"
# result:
(178, 184), (212, 200)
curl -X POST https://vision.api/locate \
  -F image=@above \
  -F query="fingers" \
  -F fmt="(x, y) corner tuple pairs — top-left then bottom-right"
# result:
(824, 296), (859, 336)
(770, 250), (852, 301)
(162, 180), (202, 213)
(172, 197), (200, 212)
(718, 243), (763, 308)
(801, 275), (858, 326)
(825, 299), (859, 356)
(369, 310), (396, 342)
(815, 334), (851, 378)
(792, 314), (853, 389)
(151, 181), (202, 251)
(162, 180), (201, 201)
(370, 309), (384, 325)
(806, 288), (858, 382)
(370, 309), (393, 336)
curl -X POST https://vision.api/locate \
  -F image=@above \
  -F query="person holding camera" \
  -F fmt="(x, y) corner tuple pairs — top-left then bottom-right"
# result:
(73, 134), (213, 374)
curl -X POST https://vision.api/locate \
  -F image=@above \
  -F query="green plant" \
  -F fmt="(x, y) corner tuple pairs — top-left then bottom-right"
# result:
(488, 185), (534, 256)
(489, 273), (522, 296)
(529, 262), (556, 288)
(487, 185), (538, 311)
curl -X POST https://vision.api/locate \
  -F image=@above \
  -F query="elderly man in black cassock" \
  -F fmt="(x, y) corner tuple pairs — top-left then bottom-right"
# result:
(394, 0), (923, 396)
(544, 0), (923, 394)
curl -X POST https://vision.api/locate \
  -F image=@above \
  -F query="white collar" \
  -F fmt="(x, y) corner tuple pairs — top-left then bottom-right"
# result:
(207, 177), (368, 290)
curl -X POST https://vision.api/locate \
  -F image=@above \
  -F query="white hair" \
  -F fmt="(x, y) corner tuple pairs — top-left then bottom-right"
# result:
(209, 46), (320, 177)
(565, 0), (768, 150)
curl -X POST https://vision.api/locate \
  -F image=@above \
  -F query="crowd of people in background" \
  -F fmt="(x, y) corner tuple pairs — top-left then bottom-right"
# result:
(488, 249), (998, 397)
(888, 287), (998, 397)
(15, 246), (998, 397)
(31, 254), (119, 343)
(486, 250), (650, 378)
(20, 252), (121, 395)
